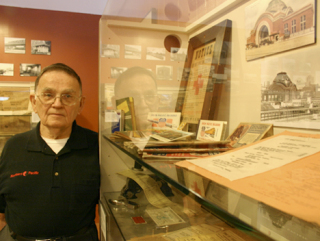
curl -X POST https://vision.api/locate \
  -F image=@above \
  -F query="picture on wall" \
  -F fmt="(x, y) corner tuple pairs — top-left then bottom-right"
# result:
(0, 63), (14, 76)
(101, 44), (120, 58)
(156, 65), (172, 80)
(170, 47), (187, 61)
(31, 40), (51, 55)
(124, 45), (141, 59)
(146, 47), (166, 61)
(261, 47), (320, 130)
(111, 67), (128, 79)
(4, 37), (26, 54)
(245, 0), (316, 61)
(20, 64), (41, 77)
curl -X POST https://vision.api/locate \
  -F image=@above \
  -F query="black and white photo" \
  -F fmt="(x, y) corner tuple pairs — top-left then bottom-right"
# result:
(261, 48), (320, 129)
(147, 47), (165, 61)
(156, 65), (172, 80)
(4, 37), (26, 54)
(101, 44), (120, 58)
(124, 45), (141, 59)
(111, 67), (127, 79)
(0, 64), (14, 76)
(31, 40), (51, 55)
(20, 64), (41, 76)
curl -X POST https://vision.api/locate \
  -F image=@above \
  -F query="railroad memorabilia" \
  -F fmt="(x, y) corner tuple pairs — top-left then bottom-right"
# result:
(196, 120), (227, 141)
(175, 19), (232, 129)
(245, 0), (316, 61)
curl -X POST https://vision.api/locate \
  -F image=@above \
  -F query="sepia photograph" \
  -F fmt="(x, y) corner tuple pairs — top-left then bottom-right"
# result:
(146, 47), (165, 61)
(261, 47), (320, 130)
(124, 45), (141, 59)
(0, 63), (14, 76)
(20, 64), (41, 76)
(4, 37), (26, 54)
(110, 67), (127, 79)
(101, 44), (120, 58)
(170, 47), (187, 61)
(31, 40), (51, 55)
(245, 0), (316, 61)
(156, 65), (172, 80)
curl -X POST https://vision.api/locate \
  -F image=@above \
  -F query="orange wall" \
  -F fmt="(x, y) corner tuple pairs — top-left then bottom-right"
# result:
(0, 6), (100, 132)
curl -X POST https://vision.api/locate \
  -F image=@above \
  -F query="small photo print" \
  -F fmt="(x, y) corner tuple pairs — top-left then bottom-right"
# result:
(111, 67), (128, 79)
(5, 37), (26, 54)
(147, 47), (165, 61)
(101, 44), (120, 58)
(31, 40), (51, 55)
(20, 64), (41, 76)
(156, 65), (173, 80)
(125, 45), (141, 59)
(0, 63), (14, 76)
(171, 47), (187, 61)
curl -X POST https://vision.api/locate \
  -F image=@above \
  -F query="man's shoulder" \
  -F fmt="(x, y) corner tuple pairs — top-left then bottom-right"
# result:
(6, 129), (34, 145)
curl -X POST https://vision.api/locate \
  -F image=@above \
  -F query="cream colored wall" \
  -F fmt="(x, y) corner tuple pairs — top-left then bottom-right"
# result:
(192, 0), (320, 135)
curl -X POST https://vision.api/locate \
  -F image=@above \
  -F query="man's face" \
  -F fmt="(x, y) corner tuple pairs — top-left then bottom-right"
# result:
(30, 70), (85, 135)
(116, 74), (158, 130)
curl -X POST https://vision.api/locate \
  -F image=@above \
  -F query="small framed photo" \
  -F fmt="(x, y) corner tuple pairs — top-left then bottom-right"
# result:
(20, 64), (41, 77)
(0, 63), (14, 76)
(5, 37), (26, 54)
(31, 40), (51, 55)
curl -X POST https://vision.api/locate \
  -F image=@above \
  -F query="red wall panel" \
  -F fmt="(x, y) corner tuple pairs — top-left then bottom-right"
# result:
(0, 6), (100, 132)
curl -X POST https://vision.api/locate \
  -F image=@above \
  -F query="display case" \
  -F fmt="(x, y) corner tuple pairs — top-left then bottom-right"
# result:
(99, 1), (320, 241)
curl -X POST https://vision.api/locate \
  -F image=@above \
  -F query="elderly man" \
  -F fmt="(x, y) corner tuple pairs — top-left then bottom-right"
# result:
(0, 63), (100, 240)
(114, 66), (159, 130)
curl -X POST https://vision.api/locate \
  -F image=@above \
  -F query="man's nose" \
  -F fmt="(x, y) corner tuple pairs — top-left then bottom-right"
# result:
(51, 96), (63, 106)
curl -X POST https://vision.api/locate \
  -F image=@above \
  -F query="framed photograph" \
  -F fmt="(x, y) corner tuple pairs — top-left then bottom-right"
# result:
(146, 47), (165, 61)
(101, 44), (120, 58)
(4, 37), (26, 54)
(124, 45), (141, 59)
(110, 67), (127, 79)
(261, 47), (320, 130)
(156, 65), (173, 80)
(0, 63), (14, 76)
(31, 40), (51, 55)
(20, 64), (41, 77)
(175, 19), (232, 128)
(245, 0), (316, 61)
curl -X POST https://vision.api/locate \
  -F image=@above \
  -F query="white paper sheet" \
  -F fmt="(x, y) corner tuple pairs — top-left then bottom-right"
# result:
(188, 135), (320, 181)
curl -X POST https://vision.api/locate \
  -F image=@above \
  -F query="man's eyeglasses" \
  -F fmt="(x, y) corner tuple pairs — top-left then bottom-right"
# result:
(37, 92), (82, 106)
(133, 94), (158, 105)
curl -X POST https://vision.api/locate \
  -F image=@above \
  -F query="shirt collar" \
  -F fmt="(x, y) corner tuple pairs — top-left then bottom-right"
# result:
(26, 121), (88, 153)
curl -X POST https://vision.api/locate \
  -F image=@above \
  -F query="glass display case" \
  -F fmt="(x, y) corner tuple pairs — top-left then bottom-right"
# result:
(99, 1), (320, 241)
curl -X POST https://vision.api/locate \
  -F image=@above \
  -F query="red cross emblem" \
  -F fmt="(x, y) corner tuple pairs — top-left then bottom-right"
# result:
(193, 74), (204, 95)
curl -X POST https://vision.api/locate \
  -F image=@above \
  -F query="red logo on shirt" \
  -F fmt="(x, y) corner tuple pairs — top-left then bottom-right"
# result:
(10, 171), (39, 178)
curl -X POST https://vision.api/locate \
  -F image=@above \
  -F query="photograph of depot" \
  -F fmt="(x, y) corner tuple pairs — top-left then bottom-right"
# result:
(245, 0), (315, 60)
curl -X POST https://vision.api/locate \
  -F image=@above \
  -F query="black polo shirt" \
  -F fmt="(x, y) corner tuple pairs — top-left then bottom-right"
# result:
(0, 121), (100, 238)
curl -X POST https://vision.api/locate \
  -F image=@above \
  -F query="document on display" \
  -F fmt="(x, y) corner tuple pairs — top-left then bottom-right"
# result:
(187, 134), (320, 181)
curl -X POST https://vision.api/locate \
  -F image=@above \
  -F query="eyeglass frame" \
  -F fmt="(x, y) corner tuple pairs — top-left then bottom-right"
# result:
(36, 92), (83, 106)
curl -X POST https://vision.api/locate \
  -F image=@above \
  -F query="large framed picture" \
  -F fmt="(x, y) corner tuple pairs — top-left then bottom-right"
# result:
(175, 19), (232, 130)
(245, 0), (316, 61)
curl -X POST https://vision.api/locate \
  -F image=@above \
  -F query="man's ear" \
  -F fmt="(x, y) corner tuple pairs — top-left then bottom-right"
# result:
(78, 96), (86, 115)
(30, 94), (38, 113)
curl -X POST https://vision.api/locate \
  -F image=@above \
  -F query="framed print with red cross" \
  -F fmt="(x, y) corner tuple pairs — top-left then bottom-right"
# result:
(175, 19), (232, 131)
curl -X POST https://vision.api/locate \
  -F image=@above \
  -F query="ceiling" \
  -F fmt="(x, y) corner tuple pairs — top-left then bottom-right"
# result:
(0, 0), (109, 15)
